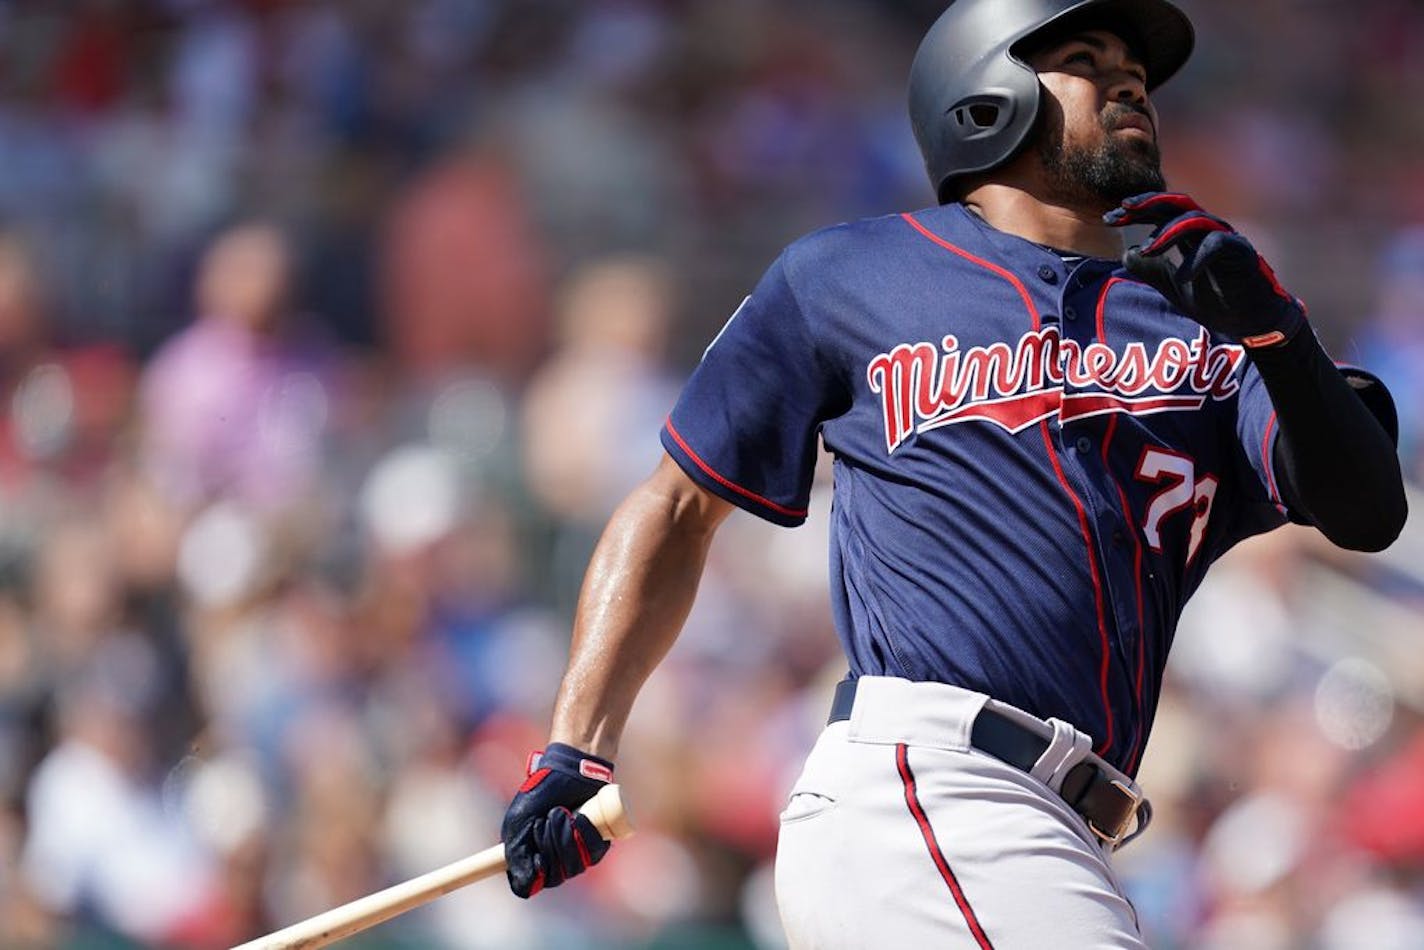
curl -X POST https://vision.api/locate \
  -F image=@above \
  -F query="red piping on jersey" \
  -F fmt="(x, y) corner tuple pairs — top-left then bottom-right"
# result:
(1040, 423), (1116, 756)
(906, 210), (1115, 757)
(1097, 282), (1147, 771)
(1102, 416), (1150, 774)
(1099, 415), (1117, 463)
(896, 743), (995, 950)
(1260, 412), (1285, 511)
(664, 418), (809, 519)
(1095, 276), (1126, 342)
(901, 214), (1040, 331)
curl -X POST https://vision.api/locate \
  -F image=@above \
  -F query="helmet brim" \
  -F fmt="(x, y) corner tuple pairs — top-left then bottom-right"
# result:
(1010, 0), (1195, 90)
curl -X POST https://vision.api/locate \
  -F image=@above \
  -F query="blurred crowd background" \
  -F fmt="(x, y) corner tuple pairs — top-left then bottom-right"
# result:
(0, 0), (1419, 947)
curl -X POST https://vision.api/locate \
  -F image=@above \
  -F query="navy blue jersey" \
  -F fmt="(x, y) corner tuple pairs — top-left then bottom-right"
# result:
(661, 203), (1312, 775)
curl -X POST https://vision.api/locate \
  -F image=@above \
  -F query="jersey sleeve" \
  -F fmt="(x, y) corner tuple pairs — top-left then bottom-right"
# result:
(1336, 364), (1400, 446)
(1234, 354), (1402, 534)
(661, 251), (842, 527)
(1231, 358), (1296, 529)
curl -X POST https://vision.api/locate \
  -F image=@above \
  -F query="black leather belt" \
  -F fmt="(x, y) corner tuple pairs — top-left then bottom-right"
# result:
(827, 679), (1147, 848)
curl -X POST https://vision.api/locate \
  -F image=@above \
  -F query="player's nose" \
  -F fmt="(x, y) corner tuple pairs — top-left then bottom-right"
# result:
(1107, 72), (1149, 109)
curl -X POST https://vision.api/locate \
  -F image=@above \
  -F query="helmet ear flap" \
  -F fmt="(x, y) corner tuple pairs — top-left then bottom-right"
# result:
(932, 82), (1038, 202)
(947, 91), (1018, 142)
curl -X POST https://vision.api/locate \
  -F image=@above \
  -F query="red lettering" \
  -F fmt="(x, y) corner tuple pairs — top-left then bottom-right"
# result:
(867, 324), (1246, 455)
(1151, 339), (1193, 391)
(868, 342), (937, 453)
(1020, 326), (1057, 390)
(1207, 347), (1245, 398)
(1061, 339), (1094, 387)
(1188, 330), (1213, 392)
(959, 342), (1015, 402)
(1082, 343), (1118, 387)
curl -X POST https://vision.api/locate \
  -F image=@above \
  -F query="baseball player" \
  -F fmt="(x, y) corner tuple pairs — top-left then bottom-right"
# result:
(500, 0), (1408, 946)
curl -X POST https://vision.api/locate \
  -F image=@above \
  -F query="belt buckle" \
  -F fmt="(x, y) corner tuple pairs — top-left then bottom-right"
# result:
(1088, 779), (1143, 851)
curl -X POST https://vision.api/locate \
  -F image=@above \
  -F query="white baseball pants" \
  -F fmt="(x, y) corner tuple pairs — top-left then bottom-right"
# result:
(774, 677), (1146, 949)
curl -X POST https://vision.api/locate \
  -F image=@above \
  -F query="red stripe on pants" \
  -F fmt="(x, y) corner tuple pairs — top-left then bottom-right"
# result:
(896, 743), (995, 949)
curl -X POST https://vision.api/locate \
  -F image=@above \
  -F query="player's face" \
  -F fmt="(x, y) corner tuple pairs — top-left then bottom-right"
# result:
(1025, 30), (1165, 209)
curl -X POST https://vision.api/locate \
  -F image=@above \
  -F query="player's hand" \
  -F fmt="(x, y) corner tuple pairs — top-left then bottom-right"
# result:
(1105, 192), (1307, 350)
(501, 742), (615, 898)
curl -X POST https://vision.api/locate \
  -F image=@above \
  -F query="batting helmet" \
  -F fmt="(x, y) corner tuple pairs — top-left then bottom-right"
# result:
(909, 0), (1195, 203)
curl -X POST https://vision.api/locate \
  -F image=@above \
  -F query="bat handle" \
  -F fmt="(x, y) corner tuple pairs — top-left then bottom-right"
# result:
(233, 784), (633, 950)
(582, 783), (634, 841)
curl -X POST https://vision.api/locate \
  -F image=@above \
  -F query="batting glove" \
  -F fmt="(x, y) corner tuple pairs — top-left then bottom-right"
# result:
(1105, 192), (1308, 350)
(501, 742), (614, 898)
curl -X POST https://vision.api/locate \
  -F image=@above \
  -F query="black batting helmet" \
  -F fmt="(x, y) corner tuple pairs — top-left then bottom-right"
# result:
(909, 0), (1195, 203)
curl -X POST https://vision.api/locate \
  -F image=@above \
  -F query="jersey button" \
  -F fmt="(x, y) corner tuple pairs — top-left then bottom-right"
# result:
(1111, 529), (1126, 547)
(1064, 306), (1079, 321)
(1075, 436), (1093, 453)
(1037, 265), (1058, 284)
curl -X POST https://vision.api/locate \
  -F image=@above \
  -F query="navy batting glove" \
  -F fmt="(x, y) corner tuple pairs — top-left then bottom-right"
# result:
(1105, 192), (1308, 350)
(501, 742), (614, 898)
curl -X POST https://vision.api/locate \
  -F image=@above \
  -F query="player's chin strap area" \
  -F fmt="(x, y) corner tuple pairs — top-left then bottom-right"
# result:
(828, 679), (1152, 851)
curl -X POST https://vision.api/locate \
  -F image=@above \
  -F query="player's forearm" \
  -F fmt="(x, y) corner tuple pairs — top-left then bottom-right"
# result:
(549, 458), (732, 760)
(1253, 331), (1407, 551)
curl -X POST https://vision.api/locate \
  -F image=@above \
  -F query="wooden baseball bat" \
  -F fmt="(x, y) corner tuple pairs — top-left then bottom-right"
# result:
(233, 784), (634, 950)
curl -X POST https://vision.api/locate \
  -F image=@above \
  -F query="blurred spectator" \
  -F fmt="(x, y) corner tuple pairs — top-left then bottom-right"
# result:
(139, 221), (334, 514)
(0, 232), (134, 495)
(523, 254), (678, 524)
(380, 150), (552, 383)
(20, 638), (220, 947)
(520, 254), (680, 611)
(1358, 227), (1424, 479)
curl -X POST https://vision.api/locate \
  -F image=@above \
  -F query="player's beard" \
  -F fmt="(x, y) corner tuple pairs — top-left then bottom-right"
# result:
(1036, 104), (1166, 209)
